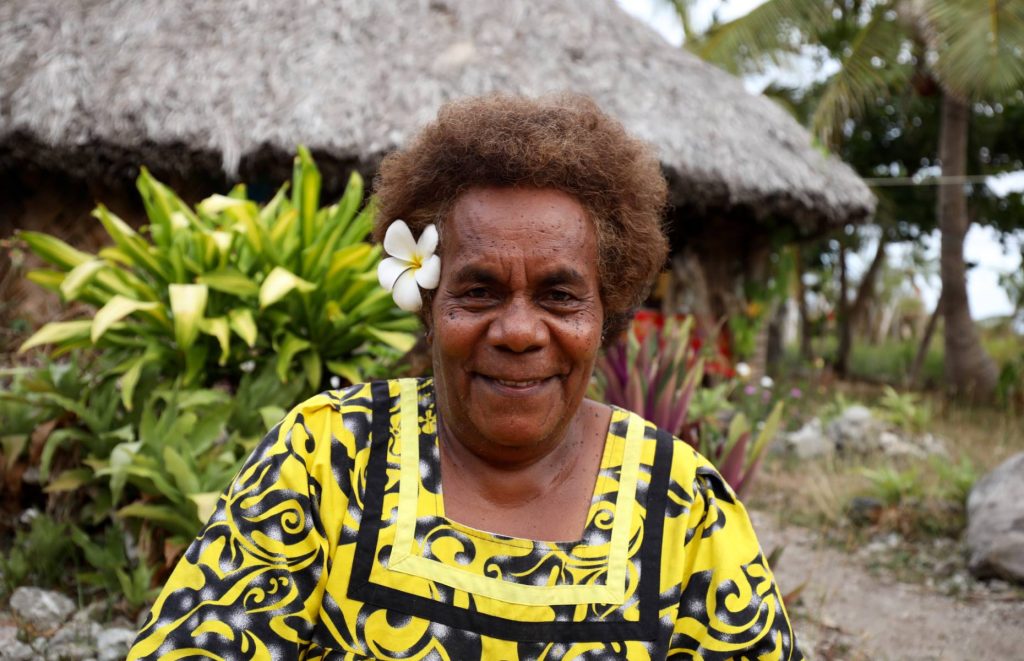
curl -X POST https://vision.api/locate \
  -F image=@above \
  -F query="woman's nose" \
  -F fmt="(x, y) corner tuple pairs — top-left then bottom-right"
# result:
(489, 297), (547, 352)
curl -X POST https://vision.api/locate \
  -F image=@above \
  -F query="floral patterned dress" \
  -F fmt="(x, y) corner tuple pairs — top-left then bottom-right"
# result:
(127, 378), (801, 660)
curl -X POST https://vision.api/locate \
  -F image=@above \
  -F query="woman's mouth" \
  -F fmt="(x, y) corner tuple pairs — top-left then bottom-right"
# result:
(478, 374), (555, 393)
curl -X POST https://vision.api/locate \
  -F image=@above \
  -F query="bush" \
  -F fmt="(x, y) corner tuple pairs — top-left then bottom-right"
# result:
(1, 149), (415, 606)
(594, 316), (783, 496)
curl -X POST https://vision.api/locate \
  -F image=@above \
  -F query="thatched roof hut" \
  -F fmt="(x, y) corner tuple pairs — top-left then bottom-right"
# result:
(0, 0), (874, 348)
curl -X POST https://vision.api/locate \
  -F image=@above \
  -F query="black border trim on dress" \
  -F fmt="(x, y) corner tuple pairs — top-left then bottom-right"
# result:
(347, 380), (673, 643)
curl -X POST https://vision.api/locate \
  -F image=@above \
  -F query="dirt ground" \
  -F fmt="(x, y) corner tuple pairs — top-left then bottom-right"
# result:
(750, 510), (1024, 660)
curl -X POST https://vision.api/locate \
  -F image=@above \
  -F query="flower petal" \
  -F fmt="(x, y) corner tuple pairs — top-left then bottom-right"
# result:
(391, 269), (423, 312)
(378, 256), (410, 291)
(383, 219), (417, 261)
(417, 224), (438, 256)
(415, 254), (441, 289)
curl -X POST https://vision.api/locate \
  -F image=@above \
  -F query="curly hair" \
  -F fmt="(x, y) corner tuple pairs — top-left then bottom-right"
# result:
(372, 92), (669, 341)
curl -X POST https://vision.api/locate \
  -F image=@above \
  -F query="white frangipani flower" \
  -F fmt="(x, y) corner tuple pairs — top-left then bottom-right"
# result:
(377, 220), (440, 312)
(760, 375), (774, 389)
(735, 362), (752, 380)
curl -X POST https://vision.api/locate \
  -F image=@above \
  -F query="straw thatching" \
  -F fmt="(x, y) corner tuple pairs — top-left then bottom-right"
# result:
(0, 0), (874, 236)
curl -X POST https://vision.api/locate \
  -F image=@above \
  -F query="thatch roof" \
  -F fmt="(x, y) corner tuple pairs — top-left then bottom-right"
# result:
(0, 0), (874, 233)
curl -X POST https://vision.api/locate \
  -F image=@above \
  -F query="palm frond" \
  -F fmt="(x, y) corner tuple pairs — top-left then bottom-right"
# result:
(812, 6), (913, 147)
(696, 0), (833, 75)
(926, 0), (1024, 99)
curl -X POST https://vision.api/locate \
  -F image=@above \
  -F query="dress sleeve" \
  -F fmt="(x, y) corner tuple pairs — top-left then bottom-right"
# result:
(669, 462), (803, 660)
(127, 394), (346, 660)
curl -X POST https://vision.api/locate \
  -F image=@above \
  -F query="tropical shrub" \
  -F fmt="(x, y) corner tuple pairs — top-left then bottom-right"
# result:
(18, 147), (416, 408)
(1, 149), (415, 605)
(595, 316), (784, 496)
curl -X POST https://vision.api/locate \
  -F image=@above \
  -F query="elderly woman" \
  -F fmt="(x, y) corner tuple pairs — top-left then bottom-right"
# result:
(128, 94), (800, 660)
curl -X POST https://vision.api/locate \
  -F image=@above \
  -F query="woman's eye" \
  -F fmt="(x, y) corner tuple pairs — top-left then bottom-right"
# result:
(548, 290), (575, 303)
(466, 287), (489, 298)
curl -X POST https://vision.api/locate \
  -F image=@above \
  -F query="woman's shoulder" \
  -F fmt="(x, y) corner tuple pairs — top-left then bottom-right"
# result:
(611, 406), (737, 504)
(280, 378), (427, 442)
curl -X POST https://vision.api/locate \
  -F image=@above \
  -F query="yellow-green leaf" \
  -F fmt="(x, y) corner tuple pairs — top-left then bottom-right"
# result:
(198, 194), (248, 216)
(18, 231), (93, 270)
(200, 316), (231, 365)
(169, 283), (209, 349)
(228, 308), (258, 347)
(164, 447), (200, 495)
(259, 266), (316, 309)
(326, 243), (376, 281)
(365, 327), (416, 353)
(198, 268), (260, 298)
(44, 469), (92, 493)
(92, 295), (164, 342)
(188, 492), (221, 524)
(26, 270), (66, 292)
(19, 320), (93, 353)
(300, 349), (322, 390)
(326, 360), (362, 386)
(276, 333), (311, 382)
(59, 259), (107, 301)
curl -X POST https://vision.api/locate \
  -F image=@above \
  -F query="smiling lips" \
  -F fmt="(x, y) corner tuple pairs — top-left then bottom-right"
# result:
(480, 374), (556, 390)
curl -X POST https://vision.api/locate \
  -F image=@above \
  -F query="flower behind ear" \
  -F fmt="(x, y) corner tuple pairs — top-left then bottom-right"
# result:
(377, 220), (440, 312)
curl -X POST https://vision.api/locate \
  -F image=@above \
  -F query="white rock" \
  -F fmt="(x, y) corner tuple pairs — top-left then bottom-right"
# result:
(0, 624), (34, 661)
(10, 587), (76, 633)
(96, 628), (137, 661)
(781, 417), (834, 459)
(966, 452), (1024, 584)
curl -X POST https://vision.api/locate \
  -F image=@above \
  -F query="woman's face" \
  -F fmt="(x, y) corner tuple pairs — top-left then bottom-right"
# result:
(430, 187), (604, 462)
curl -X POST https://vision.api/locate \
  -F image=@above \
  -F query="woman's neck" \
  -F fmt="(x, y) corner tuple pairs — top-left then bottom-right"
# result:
(437, 398), (612, 541)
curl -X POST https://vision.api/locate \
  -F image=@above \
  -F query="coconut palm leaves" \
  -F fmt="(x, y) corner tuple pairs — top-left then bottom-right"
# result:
(694, 0), (1024, 145)
(19, 148), (416, 408)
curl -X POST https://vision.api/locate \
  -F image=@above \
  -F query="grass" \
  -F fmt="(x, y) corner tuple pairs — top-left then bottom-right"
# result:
(746, 376), (1024, 567)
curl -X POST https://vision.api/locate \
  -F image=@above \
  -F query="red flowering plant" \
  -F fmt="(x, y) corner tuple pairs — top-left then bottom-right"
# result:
(594, 312), (783, 497)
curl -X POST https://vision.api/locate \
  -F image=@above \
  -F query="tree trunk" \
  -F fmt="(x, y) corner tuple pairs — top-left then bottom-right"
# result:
(849, 233), (887, 335)
(835, 238), (851, 378)
(937, 94), (998, 397)
(794, 244), (814, 360)
(910, 292), (942, 387)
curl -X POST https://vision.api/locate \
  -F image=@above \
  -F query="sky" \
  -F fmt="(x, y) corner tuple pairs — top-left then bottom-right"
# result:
(615, 0), (1024, 320)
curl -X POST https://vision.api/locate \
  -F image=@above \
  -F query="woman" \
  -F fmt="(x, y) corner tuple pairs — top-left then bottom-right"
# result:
(128, 94), (801, 660)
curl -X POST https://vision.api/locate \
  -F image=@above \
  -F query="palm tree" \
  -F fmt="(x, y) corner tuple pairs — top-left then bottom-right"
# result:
(687, 0), (1024, 397)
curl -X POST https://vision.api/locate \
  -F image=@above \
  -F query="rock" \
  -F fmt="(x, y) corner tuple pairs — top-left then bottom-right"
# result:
(95, 627), (136, 661)
(827, 405), (885, 453)
(45, 640), (96, 660)
(966, 452), (1024, 584)
(780, 417), (834, 459)
(9, 587), (76, 634)
(877, 430), (925, 457)
(0, 624), (34, 661)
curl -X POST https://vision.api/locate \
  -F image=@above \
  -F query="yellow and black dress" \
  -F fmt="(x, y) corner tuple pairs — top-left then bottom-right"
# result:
(127, 378), (801, 660)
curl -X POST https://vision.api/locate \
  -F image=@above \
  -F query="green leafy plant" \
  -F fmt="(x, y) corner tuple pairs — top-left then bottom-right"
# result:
(929, 454), (979, 505)
(595, 316), (784, 496)
(875, 386), (931, 434)
(17, 147), (416, 408)
(0, 514), (78, 596)
(860, 465), (923, 507)
(595, 316), (703, 437)
(4, 150), (416, 604)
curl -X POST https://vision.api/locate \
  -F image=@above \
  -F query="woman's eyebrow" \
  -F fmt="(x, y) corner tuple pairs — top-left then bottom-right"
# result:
(450, 265), (501, 284)
(538, 268), (586, 287)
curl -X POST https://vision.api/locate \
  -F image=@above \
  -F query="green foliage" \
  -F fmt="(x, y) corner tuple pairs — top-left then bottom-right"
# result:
(18, 147), (415, 404)
(875, 386), (931, 434)
(860, 465), (923, 507)
(3, 150), (414, 606)
(929, 454), (979, 505)
(0, 514), (77, 595)
(71, 525), (158, 610)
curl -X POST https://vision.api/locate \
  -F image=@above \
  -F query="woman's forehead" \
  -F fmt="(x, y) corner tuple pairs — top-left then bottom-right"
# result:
(444, 187), (594, 244)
